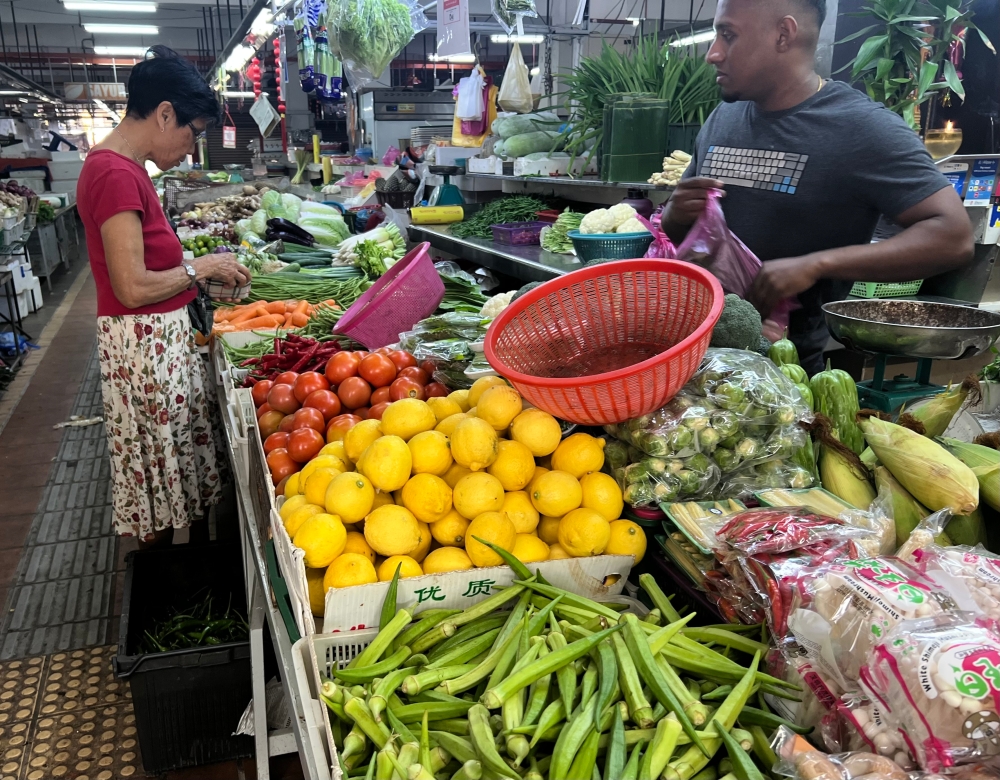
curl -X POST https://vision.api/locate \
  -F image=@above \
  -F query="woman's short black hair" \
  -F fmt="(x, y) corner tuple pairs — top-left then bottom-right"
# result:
(126, 45), (221, 126)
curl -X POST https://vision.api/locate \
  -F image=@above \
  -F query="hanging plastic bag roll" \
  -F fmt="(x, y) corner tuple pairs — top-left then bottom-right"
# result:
(497, 43), (533, 114)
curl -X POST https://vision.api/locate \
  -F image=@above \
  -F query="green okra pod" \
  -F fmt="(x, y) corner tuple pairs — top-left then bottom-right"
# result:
(467, 704), (518, 780)
(611, 630), (654, 729)
(567, 727), (600, 780)
(379, 566), (402, 632)
(451, 583), (527, 628)
(425, 629), (501, 669)
(335, 646), (412, 684)
(351, 610), (412, 669)
(394, 609), (462, 652)
(547, 629), (578, 718)
(429, 731), (477, 763)
(604, 704), (626, 780)
(343, 697), (392, 749)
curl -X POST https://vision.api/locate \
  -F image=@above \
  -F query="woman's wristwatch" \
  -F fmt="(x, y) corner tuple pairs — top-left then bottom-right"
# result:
(182, 262), (198, 288)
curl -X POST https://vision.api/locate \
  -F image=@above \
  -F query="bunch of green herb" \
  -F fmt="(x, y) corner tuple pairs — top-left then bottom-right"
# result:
(439, 273), (489, 311)
(355, 239), (393, 278)
(450, 196), (549, 238)
(541, 209), (584, 254)
(326, 0), (417, 79)
(141, 591), (249, 653)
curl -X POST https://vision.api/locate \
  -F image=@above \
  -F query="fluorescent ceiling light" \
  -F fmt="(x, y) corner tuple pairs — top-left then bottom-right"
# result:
(670, 30), (716, 46)
(84, 23), (158, 33)
(64, 1), (156, 11)
(249, 8), (274, 37)
(429, 53), (475, 62)
(0, 90), (27, 95)
(490, 34), (544, 44)
(530, 67), (539, 76)
(224, 43), (255, 72)
(626, 16), (641, 26)
(223, 91), (255, 98)
(94, 45), (149, 55)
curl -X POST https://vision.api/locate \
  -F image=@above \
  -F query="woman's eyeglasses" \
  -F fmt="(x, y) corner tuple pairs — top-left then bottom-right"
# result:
(187, 122), (207, 141)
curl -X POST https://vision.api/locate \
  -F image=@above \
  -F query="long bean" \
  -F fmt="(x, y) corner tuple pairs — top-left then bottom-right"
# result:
(450, 196), (549, 239)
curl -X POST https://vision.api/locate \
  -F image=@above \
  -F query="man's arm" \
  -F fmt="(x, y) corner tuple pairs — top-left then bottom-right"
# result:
(747, 186), (974, 315)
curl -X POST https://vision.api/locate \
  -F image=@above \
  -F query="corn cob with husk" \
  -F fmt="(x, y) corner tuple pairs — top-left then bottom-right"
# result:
(903, 376), (981, 438)
(809, 415), (876, 510)
(948, 506), (987, 547)
(938, 437), (1000, 512)
(874, 466), (932, 547)
(860, 417), (979, 515)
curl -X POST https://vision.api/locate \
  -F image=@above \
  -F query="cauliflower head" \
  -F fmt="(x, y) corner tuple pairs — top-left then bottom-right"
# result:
(579, 208), (615, 234)
(616, 217), (648, 234)
(481, 290), (516, 320)
(607, 203), (637, 229)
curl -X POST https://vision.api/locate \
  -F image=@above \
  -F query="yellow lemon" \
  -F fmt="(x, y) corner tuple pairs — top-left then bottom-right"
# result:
(427, 396), (463, 423)
(319, 441), (351, 464)
(465, 511), (517, 567)
(372, 490), (394, 510)
(293, 513), (347, 567)
(453, 472), (505, 520)
(528, 466), (549, 494)
(435, 413), (469, 436)
(537, 515), (562, 545)
(364, 504), (421, 556)
(512, 533), (549, 564)
(284, 503), (324, 537)
(422, 546), (474, 574)
(411, 522), (432, 563)
(580, 472), (625, 522)
(279, 494), (310, 523)
(378, 555), (423, 581)
(325, 471), (375, 524)
(430, 509), (470, 547)
(530, 470), (583, 517)
(510, 409), (563, 457)
(380, 398), (437, 441)
(558, 508), (611, 557)
(468, 376), (508, 407)
(306, 567), (327, 616)
(284, 472), (301, 498)
(487, 440), (536, 491)
(501, 491), (539, 534)
(476, 385), (523, 432)
(451, 418), (500, 471)
(358, 435), (412, 492)
(300, 454), (347, 485)
(344, 419), (383, 462)
(442, 463), (472, 489)
(324, 553), (378, 589)
(551, 433), (606, 479)
(605, 520), (647, 564)
(401, 473), (453, 524)
(548, 543), (571, 560)
(343, 531), (376, 564)
(305, 467), (340, 507)
(408, 430), (453, 476)
(448, 389), (471, 412)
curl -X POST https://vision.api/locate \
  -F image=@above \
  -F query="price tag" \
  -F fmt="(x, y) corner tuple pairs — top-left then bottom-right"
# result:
(436, 0), (470, 58)
(222, 126), (236, 149)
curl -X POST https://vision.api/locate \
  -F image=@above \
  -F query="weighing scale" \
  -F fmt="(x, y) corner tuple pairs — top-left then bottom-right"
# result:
(427, 166), (465, 207)
(822, 299), (1000, 412)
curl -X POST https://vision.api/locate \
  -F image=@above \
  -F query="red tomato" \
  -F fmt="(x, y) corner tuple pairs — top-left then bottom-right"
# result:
(399, 367), (430, 385)
(255, 402), (273, 419)
(338, 376), (372, 410)
(353, 406), (370, 420)
(390, 377), (426, 401)
(326, 414), (362, 442)
(267, 384), (300, 415)
(292, 407), (327, 433)
(359, 354), (397, 388)
(425, 382), (449, 398)
(263, 432), (290, 454)
(370, 386), (392, 406)
(251, 380), (273, 407)
(353, 351), (371, 361)
(293, 371), (330, 403)
(419, 361), (437, 378)
(303, 389), (342, 421)
(376, 346), (394, 355)
(325, 352), (360, 384)
(266, 447), (293, 471)
(279, 414), (298, 433)
(274, 371), (299, 386)
(388, 350), (417, 371)
(267, 449), (299, 483)
(368, 402), (391, 420)
(258, 411), (285, 439)
(287, 428), (325, 463)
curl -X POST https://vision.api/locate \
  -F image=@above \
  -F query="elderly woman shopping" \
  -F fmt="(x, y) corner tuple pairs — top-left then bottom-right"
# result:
(78, 46), (249, 546)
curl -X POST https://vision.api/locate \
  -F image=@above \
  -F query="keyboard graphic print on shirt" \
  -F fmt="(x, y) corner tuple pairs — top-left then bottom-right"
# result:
(702, 145), (808, 194)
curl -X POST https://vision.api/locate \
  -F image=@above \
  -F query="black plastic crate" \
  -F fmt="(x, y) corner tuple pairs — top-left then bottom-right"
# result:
(114, 541), (253, 774)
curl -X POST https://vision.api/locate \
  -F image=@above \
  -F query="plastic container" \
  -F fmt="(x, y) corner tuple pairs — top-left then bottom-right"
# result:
(849, 280), (923, 298)
(333, 242), (445, 349)
(375, 190), (415, 209)
(536, 209), (561, 223)
(484, 259), (723, 425)
(203, 278), (252, 301)
(113, 542), (253, 774)
(491, 221), (546, 245)
(567, 230), (655, 262)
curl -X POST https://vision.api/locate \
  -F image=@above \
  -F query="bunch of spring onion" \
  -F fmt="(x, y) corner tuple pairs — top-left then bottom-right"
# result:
(334, 223), (406, 267)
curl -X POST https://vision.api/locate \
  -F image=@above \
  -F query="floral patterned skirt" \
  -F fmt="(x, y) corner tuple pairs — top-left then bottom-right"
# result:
(97, 308), (224, 539)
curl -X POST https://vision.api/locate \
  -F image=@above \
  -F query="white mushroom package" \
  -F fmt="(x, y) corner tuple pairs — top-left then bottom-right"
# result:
(914, 545), (1000, 622)
(860, 614), (1000, 772)
(773, 725), (911, 780)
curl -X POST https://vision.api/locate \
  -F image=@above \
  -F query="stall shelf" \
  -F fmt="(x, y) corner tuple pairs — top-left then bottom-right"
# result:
(30, 204), (79, 291)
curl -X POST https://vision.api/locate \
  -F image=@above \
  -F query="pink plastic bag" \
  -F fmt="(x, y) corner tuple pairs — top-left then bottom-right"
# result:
(381, 145), (400, 166)
(637, 211), (676, 258)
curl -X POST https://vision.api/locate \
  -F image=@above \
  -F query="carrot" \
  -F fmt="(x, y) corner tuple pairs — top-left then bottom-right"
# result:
(285, 300), (298, 312)
(290, 312), (309, 328)
(292, 299), (310, 318)
(283, 312), (295, 327)
(236, 314), (284, 331)
(265, 301), (286, 316)
(212, 324), (236, 333)
(213, 308), (232, 323)
(230, 305), (269, 325)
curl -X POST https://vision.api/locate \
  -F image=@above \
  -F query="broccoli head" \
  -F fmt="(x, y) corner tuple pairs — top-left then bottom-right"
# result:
(709, 294), (763, 351)
(755, 335), (773, 356)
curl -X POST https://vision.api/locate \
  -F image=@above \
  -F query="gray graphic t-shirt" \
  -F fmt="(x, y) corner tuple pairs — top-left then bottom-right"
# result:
(684, 80), (950, 371)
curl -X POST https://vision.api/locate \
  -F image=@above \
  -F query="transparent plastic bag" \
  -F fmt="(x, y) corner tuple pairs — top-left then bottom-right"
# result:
(913, 544), (1000, 622)
(773, 725), (911, 780)
(497, 43), (533, 114)
(456, 71), (486, 120)
(491, 0), (537, 35)
(860, 614), (1000, 772)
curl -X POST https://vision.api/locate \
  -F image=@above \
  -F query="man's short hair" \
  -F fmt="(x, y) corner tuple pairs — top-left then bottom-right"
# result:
(795, 0), (826, 28)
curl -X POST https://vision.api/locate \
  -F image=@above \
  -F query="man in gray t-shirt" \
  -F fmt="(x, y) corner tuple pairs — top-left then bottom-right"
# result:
(662, 0), (974, 374)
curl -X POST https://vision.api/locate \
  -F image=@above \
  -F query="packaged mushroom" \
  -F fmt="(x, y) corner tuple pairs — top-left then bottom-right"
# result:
(914, 545), (1000, 623)
(860, 614), (1000, 771)
(773, 725), (910, 780)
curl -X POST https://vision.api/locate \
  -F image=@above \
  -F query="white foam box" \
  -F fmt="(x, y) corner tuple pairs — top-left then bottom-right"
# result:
(47, 183), (77, 202)
(466, 156), (498, 174)
(0, 289), (32, 320)
(26, 277), (42, 312)
(512, 155), (599, 177)
(50, 150), (83, 163)
(436, 145), (482, 167)
(48, 160), (84, 180)
(9, 262), (33, 294)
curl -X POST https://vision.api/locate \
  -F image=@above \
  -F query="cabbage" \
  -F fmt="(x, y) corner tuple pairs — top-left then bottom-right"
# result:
(281, 193), (302, 222)
(261, 190), (282, 211)
(300, 201), (343, 217)
(235, 218), (253, 236)
(300, 216), (350, 246)
(250, 209), (268, 235)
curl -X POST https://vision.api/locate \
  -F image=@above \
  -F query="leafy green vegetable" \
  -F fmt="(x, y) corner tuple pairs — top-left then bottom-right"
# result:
(327, 0), (419, 80)
(540, 210), (584, 254)
(355, 240), (393, 278)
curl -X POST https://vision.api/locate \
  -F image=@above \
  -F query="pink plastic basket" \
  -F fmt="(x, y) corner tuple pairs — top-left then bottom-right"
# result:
(484, 259), (723, 425)
(333, 242), (445, 349)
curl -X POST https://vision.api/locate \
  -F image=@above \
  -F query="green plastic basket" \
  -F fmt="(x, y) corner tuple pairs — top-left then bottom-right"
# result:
(850, 280), (923, 298)
(568, 230), (655, 262)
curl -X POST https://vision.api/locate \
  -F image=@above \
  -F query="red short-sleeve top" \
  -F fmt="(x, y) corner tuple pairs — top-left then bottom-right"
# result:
(77, 149), (196, 317)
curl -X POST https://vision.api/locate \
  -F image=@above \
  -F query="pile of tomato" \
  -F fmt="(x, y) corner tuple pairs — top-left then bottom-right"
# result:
(250, 347), (449, 485)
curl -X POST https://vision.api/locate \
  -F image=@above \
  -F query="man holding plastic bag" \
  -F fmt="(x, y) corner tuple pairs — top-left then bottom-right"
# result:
(661, 0), (973, 374)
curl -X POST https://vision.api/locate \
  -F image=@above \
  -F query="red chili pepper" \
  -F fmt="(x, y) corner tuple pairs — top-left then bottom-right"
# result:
(290, 341), (321, 373)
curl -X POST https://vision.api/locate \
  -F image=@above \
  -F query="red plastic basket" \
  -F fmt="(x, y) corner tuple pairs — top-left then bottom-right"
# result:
(333, 242), (445, 349)
(484, 259), (723, 425)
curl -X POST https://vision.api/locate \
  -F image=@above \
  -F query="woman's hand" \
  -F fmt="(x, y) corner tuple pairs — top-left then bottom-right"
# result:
(191, 253), (251, 287)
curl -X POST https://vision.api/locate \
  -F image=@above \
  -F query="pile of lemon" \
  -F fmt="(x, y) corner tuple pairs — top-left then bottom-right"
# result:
(276, 376), (647, 616)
